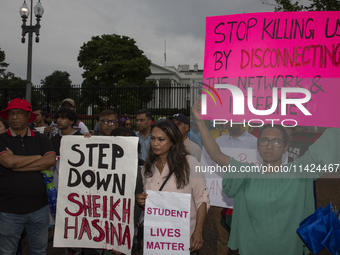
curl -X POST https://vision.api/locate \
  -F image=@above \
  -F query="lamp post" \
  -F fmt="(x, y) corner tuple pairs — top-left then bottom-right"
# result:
(20, 0), (44, 103)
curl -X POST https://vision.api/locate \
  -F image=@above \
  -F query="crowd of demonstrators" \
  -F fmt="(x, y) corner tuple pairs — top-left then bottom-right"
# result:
(0, 97), (210, 254)
(192, 98), (339, 255)
(136, 119), (209, 254)
(169, 113), (202, 162)
(1, 95), (338, 255)
(0, 98), (56, 255)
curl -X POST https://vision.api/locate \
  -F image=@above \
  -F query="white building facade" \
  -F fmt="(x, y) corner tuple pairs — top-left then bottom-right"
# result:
(146, 63), (203, 109)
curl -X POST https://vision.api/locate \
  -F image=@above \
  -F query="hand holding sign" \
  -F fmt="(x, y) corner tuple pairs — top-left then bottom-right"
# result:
(192, 98), (202, 122)
(136, 193), (148, 207)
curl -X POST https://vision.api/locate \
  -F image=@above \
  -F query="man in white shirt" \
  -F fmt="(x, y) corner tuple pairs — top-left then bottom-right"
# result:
(169, 113), (202, 162)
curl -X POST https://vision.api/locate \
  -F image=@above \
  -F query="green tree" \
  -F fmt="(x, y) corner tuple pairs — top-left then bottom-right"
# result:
(0, 48), (42, 108)
(77, 34), (153, 112)
(273, 0), (340, 11)
(0, 48), (9, 77)
(0, 72), (29, 109)
(307, 0), (340, 10)
(0, 47), (26, 108)
(40, 70), (78, 111)
(274, 0), (304, 11)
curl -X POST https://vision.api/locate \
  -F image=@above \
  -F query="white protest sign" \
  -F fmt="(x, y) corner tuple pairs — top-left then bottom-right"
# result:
(144, 190), (191, 255)
(54, 136), (138, 254)
(202, 147), (262, 208)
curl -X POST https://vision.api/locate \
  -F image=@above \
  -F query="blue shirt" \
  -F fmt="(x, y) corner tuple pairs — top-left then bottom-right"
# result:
(188, 128), (202, 148)
(135, 131), (151, 161)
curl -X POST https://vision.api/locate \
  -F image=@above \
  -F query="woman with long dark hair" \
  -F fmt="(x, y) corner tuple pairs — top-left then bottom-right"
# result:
(136, 119), (209, 253)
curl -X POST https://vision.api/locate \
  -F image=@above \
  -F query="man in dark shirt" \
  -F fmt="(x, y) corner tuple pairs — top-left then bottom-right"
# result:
(51, 108), (82, 155)
(0, 98), (56, 254)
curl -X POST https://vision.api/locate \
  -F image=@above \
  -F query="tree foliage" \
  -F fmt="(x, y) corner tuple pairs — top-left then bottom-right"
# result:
(274, 0), (304, 11)
(0, 49), (26, 108)
(40, 70), (72, 88)
(307, 0), (340, 11)
(0, 48), (9, 77)
(40, 70), (79, 111)
(274, 0), (340, 11)
(0, 72), (43, 109)
(77, 34), (154, 112)
(78, 34), (151, 86)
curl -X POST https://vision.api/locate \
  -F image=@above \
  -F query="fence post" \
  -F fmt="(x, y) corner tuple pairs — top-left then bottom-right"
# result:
(4, 88), (8, 109)
(46, 87), (50, 113)
(139, 83), (143, 109)
(92, 86), (95, 129)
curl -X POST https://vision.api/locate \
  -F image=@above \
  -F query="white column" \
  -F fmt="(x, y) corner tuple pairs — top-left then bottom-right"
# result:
(171, 79), (175, 109)
(155, 79), (160, 108)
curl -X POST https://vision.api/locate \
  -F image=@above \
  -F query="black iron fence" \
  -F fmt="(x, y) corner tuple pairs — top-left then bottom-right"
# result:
(0, 84), (196, 130)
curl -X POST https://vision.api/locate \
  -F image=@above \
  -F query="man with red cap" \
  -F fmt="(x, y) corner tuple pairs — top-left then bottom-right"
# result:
(0, 98), (56, 254)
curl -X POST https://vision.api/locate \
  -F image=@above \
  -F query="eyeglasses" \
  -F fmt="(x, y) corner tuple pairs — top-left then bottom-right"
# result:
(125, 123), (132, 126)
(100, 119), (117, 126)
(258, 138), (285, 148)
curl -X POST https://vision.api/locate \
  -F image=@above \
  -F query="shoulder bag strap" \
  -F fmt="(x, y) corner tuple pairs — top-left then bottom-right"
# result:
(159, 172), (173, 191)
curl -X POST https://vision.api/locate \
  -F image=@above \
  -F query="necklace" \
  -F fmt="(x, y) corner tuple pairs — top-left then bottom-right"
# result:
(157, 161), (166, 168)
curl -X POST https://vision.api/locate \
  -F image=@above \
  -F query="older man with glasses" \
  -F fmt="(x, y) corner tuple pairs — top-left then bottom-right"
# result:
(98, 109), (118, 136)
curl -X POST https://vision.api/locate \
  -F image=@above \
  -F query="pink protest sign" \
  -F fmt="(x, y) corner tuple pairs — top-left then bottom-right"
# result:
(202, 11), (340, 127)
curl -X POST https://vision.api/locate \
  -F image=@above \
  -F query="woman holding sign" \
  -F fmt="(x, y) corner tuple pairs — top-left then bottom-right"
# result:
(136, 119), (209, 253)
(192, 98), (339, 255)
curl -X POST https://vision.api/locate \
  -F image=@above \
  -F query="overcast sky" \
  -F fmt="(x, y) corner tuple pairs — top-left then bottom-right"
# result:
(0, 0), (275, 86)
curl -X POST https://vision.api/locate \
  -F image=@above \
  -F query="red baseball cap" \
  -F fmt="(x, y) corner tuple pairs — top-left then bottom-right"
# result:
(0, 98), (37, 123)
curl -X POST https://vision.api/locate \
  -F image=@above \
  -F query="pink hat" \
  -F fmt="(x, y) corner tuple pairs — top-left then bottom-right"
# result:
(0, 98), (37, 123)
